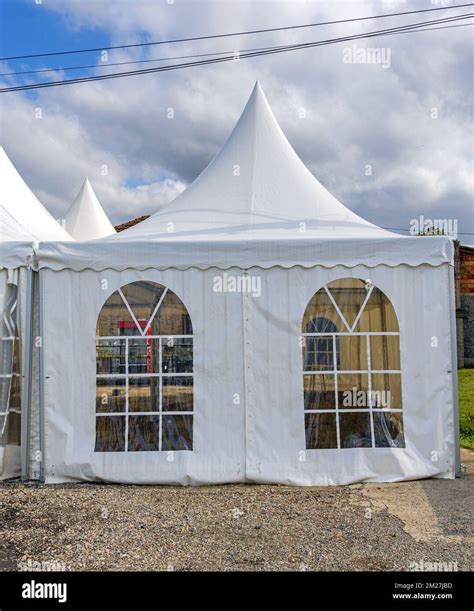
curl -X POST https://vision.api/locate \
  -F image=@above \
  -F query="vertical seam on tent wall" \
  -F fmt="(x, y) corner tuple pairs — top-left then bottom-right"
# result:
(333, 334), (340, 449)
(242, 268), (249, 479)
(21, 268), (34, 480)
(38, 269), (45, 482)
(158, 336), (162, 452)
(447, 262), (461, 476)
(125, 337), (129, 453)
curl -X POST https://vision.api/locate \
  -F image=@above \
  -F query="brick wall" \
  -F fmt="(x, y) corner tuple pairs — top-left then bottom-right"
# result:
(461, 294), (474, 366)
(459, 246), (474, 367)
(460, 247), (474, 293)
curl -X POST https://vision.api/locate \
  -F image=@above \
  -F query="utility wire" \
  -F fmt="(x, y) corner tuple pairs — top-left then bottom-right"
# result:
(1, 21), (472, 78)
(1, 2), (472, 61)
(382, 227), (474, 235)
(1, 13), (471, 93)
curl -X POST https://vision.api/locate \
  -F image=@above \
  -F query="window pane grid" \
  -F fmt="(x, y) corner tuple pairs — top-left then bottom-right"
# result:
(0, 335), (21, 441)
(97, 411), (193, 416)
(97, 335), (193, 340)
(303, 279), (404, 450)
(303, 370), (401, 374)
(96, 338), (193, 451)
(304, 408), (403, 413)
(95, 282), (193, 453)
(97, 373), (193, 378)
(302, 332), (400, 337)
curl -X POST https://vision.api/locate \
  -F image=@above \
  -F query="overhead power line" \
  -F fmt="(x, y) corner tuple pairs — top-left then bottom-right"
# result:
(1, 13), (472, 93)
(382, 228), (474, 236)
(0, 2), (472, 61)
(1, 21), (472, 78)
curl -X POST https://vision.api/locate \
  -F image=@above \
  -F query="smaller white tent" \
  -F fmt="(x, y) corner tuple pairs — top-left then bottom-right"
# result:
(0, 147), (71, 242)
(65, 178), (116, 240)
(0, 147), (72, 480)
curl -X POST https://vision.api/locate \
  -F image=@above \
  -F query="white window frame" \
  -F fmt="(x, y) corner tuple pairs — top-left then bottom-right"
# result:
(96, 284), (193, 452)
(302, 282), (404, 450)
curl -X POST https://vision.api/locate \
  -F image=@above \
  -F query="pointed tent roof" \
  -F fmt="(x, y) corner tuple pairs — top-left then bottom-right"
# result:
(116, 82), (394, 240)
(36, 83), (453, 272)
(0, 205), (38, 241)
(0, 146), (72, 242)
(65, 178), (116, 241)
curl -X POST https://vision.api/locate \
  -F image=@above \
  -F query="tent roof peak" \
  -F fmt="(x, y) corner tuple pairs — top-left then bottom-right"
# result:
(112, 83), (395, 240)
(0, 146), (73, 242)
(65, 177), (116, 241)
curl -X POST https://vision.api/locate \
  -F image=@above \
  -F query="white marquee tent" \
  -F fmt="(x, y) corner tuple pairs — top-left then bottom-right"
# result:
(0, 147), (72, 479)
(17, 83), (460, 485)
(65, 178), (116, 241)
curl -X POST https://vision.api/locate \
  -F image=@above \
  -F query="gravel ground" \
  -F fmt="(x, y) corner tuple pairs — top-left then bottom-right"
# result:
(0, 449), (472, 572)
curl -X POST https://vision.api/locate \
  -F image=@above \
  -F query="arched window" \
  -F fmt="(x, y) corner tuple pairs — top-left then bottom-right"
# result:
(95, 281), (193, 453)
(302, 278), (404, 450)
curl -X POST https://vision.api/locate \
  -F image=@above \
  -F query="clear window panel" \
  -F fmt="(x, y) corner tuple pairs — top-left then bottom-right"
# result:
(373, 411), (405, 448)
(95, 281), (194, 453)
(129, 377), (160, 412)
(9, 374), (21, 410)
(303, 374), (336, 410)
(96, 290), (141, 336)
(162, 338), (193, 374)
(371, 373), (402, 409)
(303, 336), (335, 371)
(120, 281), (166, 324)
(96, 339), (126, 375)
(151, 291), (193, 335)
(370, 335), (401, 371)
(0, 338), (7, 369)
(12, 338), (20, 371)
(0, 338), (15, 409)
(95, 416), (126, 451)
(326, 278), (368, 329)
(0, 377), (9, 412)
(128, 338), (160, 375)
(338, 335), (368, 371)
(302, 290), (342, 334)
(356, 287), (399, 333)
(162, 415), (193, 451)
(337, 373), (370, 409)
(128, 415), (160, 451)
(96, 378), (126, 413)
(5, 411), (20, 446)
(339, 413), (372, 448)
(305, 412), (337, 449)
(162, 376), (193, 411)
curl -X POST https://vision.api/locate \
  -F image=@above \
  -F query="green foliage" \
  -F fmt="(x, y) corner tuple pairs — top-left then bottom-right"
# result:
(458, 369), (474, 449)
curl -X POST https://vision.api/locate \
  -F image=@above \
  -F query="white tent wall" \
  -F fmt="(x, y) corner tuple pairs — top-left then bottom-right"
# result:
(0, 148), (73, 480)
(41, 267), (246, 484)
(244, 263), (455, 484)
(38, 261), (456, 485)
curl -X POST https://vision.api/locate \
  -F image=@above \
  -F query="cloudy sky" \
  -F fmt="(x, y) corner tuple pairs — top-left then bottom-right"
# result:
(0, 0), (472, 242)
